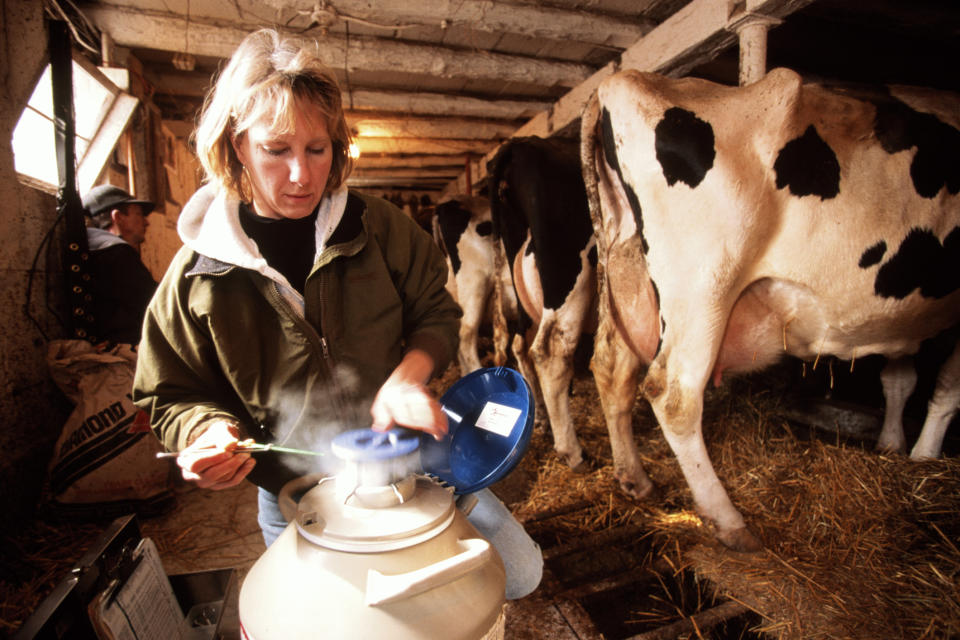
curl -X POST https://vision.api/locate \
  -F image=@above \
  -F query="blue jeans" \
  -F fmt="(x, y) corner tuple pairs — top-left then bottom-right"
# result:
(257, 486), (543, 600)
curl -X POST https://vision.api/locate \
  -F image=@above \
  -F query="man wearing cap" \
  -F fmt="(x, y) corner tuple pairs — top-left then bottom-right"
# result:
(82, 184), (158, 345)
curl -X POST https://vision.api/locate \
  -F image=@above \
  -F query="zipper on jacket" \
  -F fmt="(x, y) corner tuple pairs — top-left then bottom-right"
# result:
(267, 280), (330, 366)
(273, 279), (356, 427)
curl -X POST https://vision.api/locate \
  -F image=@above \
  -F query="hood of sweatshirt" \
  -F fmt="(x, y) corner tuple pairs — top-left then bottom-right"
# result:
(176, 182), (348, 287)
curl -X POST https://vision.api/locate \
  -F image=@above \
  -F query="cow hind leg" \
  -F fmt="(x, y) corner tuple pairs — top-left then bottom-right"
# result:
(512, 331), (546, 428)
(591, 309), (654, 499)
(645, 359), (762, 552)
(876, 356), (917, 454)
(491, 273), (512, 367)
(530, 318), (585, 470)
(457, 293), (486, 374)
(492, 295), (509, 367)
(911, 341), (960, 459)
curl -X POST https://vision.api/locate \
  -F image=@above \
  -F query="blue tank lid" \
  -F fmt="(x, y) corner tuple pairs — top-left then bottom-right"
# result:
(332, 427), (420, 462)
(420, 367), (535, 494)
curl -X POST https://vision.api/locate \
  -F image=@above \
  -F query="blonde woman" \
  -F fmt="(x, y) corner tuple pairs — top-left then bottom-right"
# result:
(133, 28), (541, 599)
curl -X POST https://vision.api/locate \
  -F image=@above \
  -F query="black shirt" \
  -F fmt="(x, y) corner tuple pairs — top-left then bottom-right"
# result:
(238, 203), (318, 294)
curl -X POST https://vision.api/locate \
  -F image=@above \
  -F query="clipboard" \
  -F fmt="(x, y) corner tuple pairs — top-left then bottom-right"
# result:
(14, 515), (235, 640)
(87, 538), (185, 640)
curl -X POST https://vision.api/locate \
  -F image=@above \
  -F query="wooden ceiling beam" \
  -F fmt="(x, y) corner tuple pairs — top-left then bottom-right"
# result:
(143, 70), (213, 98)
(346, 176), (448, 189)
(297, 0), (653, 49)
(354, 155), (472, 169)
(356, 138), (495, 155)
(351, 167), (461, 179)
(86, 4), (595, 88)
(346, 90), (549, 121)
(346, 114), (516, 140)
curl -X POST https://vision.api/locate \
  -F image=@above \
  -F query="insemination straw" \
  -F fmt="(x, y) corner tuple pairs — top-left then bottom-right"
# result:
(155, 442), (324, 459)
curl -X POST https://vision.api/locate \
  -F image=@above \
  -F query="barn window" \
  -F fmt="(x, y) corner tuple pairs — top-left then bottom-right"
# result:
(11, 54), (138, 195)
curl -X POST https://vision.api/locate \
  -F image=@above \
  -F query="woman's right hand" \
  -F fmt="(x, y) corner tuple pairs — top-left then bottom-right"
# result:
(176, 420), (256, 490)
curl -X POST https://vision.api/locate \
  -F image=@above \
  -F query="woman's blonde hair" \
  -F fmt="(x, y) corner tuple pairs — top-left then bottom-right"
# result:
(193, 28), (353, 201)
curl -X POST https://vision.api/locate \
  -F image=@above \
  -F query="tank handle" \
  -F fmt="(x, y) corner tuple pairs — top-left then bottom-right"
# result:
(277, 472), (328, 522)
(364, 538), (493, 606)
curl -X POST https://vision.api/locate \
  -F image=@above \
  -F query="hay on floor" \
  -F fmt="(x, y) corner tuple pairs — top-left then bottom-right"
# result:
(7, 360), (959, 639)
(481, 364), (960, 640)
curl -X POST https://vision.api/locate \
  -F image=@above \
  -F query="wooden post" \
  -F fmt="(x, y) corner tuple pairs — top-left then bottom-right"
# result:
(101, 30), (115, 67)
(728, 13), (782, 86)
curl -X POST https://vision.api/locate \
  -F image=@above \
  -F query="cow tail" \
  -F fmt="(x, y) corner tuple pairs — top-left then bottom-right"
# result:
(487, 143), (512, 246)
(580, 92), (605, 254)
(487, 143), (529, 345)
(580, 90), (616, 369)
(431, 213), (448, 259)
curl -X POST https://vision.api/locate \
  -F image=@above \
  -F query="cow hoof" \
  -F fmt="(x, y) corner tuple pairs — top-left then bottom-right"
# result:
(560, 450), (588, 472)
(875, 441), (906, 456)
(717, 527), (763, 553)
(618, 478), (657, 502)
(570, 455), (592, 474)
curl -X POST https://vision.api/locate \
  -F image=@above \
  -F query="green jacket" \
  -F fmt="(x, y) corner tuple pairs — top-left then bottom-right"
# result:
(133, 185), (460, 493)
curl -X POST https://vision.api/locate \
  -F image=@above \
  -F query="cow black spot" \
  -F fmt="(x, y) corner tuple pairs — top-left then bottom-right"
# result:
(774, 125), (841, 200)
(858, 241), (886, 268)
(489, 144), (534, 334)
(874, 98), (960, 198)
(475, 221), (492, 237)
(489, 165), (529, 269)
(874, 226), (960, 299)
(926, 227), (960, 298)
(491, 136), (593, 312)
(435, 200), (472, 274)
(654, 107), (715, 188)
(601, 107), (648, 253)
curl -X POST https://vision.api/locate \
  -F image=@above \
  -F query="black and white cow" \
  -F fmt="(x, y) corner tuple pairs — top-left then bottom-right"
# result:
(580, 67), (960, 551)
(488, 136), (597, 470)
(433, 195), (515, 373)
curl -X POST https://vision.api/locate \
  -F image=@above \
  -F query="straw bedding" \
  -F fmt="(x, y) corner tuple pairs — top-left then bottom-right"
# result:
(4, 360), (958, 639)
(478, 362), (960, 639)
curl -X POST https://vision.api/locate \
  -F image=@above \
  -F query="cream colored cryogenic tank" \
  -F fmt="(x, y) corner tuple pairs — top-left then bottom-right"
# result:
(241, 368), (536, 639)
(238, 434), (506, 640)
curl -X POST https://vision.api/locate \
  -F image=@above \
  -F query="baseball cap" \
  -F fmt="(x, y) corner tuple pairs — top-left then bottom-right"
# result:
(82, 184), (155, 217)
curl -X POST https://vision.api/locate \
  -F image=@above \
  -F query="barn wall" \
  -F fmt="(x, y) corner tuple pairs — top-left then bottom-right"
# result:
(0, 0), (74, 531)
(0, 3), (192, 533)
(140, 122), (196, 276)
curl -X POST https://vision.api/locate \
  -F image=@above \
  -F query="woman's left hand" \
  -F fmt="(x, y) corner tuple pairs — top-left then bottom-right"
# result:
(370, 349), (447, 440)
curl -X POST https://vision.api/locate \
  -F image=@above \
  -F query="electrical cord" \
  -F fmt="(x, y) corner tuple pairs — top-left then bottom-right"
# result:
(44, 0), (100, 56)
(288, 1), (423, 33)
(24, 202), (71, 342)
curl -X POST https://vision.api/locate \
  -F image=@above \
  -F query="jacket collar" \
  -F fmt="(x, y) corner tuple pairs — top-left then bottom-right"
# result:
(184, 188), (366, 278)
(316, 191), (367, 267)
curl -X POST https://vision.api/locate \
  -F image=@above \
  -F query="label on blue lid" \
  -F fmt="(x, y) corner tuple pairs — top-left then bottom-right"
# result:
(474, 402), (521, 437)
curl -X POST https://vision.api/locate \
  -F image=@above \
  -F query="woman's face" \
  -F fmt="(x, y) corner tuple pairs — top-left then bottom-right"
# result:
(232, 101), (334, 220)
